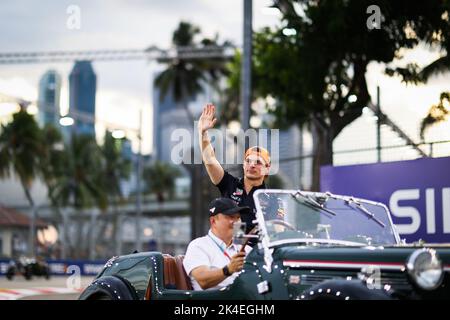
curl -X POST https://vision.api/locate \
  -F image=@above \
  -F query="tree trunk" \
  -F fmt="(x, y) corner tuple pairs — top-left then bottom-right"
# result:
(110, 203), (120, 256)
(189, 164), (205, 239)
(94, 214), (110, 252)
(88, 210), (98, 260)
(23, 185), (36, 257)
(182, 93), (195, 125)
(311, 120), (333, 191)
(114, 211), (123, 256)
(61, 208), (70, 259)
(75, 212), (86, 259)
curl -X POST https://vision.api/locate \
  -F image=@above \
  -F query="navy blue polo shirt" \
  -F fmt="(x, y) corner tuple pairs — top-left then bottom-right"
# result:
(215, 171), (266, 232)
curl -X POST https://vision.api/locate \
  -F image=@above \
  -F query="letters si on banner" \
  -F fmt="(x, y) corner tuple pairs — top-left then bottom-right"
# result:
(320, 156), (450, 243)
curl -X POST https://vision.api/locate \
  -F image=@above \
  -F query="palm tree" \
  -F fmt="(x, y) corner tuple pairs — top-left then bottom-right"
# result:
(50, 134), (107, 258)
(419, 56), (450, 81)
(40, 124), (68, 258)
(41, 124), (66, 196)
(155, 22), (232, 120)
(154, 21), (205, 123)
(98, 132), (132, 256)
(100, 132), (131, 202)
(143, 161), (181, 206)
(0, 109), (43, 257)
(198, 36), (233, 101)
(420, 92), (450, 140)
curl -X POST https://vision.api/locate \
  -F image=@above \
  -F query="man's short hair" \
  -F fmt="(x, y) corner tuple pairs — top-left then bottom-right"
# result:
(245, 146), (270, 165)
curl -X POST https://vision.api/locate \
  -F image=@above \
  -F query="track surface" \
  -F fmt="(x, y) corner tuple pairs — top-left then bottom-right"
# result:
(0, 276), (94, 300)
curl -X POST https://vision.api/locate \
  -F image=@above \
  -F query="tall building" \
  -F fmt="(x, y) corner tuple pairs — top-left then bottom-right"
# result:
(69, 60), (96, 136)
(37, 70), (61, 127)
(153, 85), (182, 162)
(152, 81), (200, 164)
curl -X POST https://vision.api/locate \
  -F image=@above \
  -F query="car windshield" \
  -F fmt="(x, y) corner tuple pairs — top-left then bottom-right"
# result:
(254, 190), (398, 246)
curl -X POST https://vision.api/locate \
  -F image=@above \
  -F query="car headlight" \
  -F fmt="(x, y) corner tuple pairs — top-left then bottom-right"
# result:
(406, 248), (444, 290)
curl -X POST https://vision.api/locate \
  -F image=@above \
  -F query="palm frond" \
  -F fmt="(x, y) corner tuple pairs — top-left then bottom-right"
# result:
(420, 55), (450, 82)
(420, 92), (450, 140)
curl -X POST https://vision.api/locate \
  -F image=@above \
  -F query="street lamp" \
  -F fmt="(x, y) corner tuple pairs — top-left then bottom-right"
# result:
(112, 129), (126, 139)
(59, 116), (74, 126)
(241, 0), (253, 133)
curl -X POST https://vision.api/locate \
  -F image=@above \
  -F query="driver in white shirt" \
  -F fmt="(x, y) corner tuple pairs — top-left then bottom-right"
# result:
(183, 198), (252, 290)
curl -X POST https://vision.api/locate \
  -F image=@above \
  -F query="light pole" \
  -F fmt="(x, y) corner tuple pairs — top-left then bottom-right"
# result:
(135, 109), (143, 252)
(241, 0), (252, 133)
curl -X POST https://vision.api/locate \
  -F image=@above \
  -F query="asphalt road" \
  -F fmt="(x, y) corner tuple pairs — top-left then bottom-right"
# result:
(0, 275), (95, 300)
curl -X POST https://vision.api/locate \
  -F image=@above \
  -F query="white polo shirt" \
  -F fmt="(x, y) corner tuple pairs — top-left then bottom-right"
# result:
(183, 230), (251, 291)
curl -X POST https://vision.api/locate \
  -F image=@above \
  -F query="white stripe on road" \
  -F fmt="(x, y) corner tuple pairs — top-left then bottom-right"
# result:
(0, 287), (83, 300)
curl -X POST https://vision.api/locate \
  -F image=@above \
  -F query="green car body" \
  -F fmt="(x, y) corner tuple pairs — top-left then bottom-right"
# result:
(79, 190), (450, 300)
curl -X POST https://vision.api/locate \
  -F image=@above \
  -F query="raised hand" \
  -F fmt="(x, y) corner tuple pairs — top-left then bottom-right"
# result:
(198, 103), (217, 134)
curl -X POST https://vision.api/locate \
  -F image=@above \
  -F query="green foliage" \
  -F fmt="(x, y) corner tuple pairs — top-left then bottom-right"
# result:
(0, 114), (133, 212)
(154, 21), (231, 122)
(0, 110), (42, 188)
(172, 21), (200, 46)
(50, 134), (107, 211)
(255, 0), (449, 128)
(99, 132), (132, 202)
(246, 0), (450, 189)
(143, 161), (181, 203)
(40, 124), (66, 207)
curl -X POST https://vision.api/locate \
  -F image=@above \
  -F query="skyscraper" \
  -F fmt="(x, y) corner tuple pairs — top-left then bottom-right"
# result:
(37, 70), (61, 127)
(69, 60), (96, 136)
(152, 81), (200, 163)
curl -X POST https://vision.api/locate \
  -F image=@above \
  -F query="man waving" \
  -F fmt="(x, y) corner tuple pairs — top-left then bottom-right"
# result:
(198, 104), (272, 235)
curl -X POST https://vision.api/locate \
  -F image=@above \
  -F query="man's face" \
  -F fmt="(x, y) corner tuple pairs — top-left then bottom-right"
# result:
(243, 154), (270, 180)
(212, 213), (241, 238)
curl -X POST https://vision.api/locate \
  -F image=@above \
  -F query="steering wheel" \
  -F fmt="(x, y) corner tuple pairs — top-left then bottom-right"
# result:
(268, 219), (296, 231)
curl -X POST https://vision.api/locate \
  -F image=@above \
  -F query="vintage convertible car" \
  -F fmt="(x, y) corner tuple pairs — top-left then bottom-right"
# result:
(79, 189), (450, 300)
